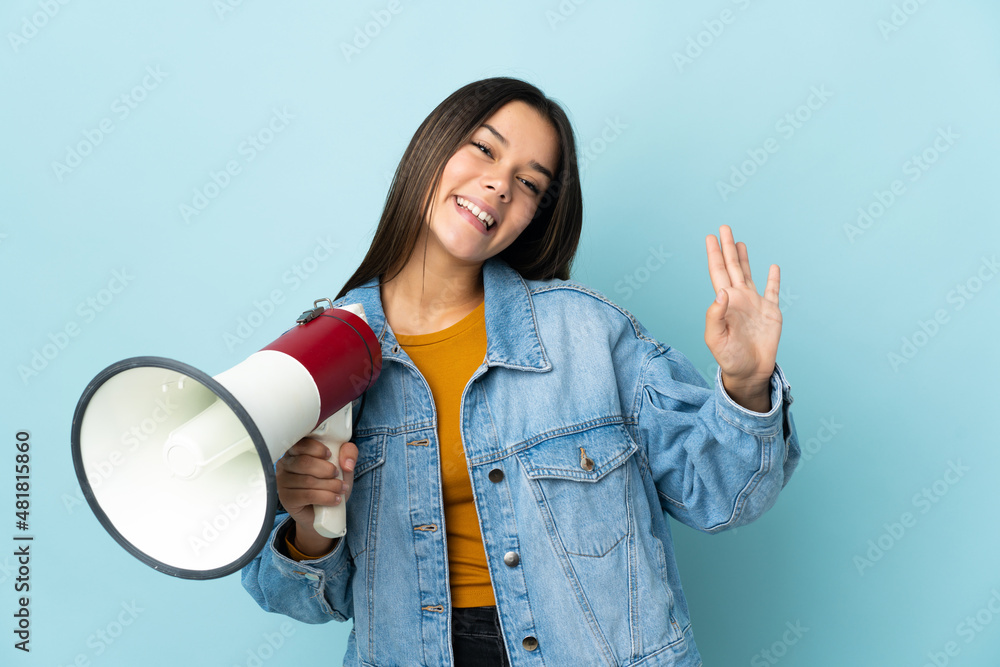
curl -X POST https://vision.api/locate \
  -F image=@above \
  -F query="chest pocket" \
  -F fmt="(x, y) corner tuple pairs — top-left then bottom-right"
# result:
(345, 433), (387, 560)
(516, 423), (637, 557)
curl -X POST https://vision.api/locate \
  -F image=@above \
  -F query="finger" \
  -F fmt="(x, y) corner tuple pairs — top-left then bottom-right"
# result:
(339, 441), (358, 473)
(279, 486), (342, 510)
(339, 441), (358, 499)
(763, 264), (781, 304)
(719, 225), (746, 287)
(705, 233), (732, 293)
(278, 471), (346, 493)
(277, 471), (347, 508)
(736, 241), (754, 286)
(705, 288), (729, 343)
(278, 452), (339, 479)
(286, 437), (334, 460)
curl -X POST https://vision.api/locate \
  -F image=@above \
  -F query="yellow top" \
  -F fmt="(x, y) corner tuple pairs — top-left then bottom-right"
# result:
(395, 301), (493, 608)
(285, 531), (326, 561)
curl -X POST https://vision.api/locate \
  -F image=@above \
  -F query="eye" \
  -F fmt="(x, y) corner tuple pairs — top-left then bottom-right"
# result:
(472, 140), (542, 194)
(472, 141), (493, 157)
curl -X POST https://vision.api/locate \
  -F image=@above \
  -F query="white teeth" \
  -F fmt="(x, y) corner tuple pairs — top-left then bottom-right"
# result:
(457, 196), (495, 228)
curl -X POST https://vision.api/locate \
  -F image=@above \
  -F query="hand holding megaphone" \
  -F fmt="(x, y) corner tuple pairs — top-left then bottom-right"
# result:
(277, 409), (359, 555)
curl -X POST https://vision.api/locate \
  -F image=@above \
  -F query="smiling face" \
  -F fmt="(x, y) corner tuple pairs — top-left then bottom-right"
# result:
(421, 100), (561, 270)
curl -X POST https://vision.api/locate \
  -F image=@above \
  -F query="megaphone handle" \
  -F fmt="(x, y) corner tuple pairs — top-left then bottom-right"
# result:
(305, 403), (353, 539)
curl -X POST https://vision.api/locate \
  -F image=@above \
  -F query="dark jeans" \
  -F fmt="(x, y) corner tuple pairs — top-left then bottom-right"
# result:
(452, 605), (511, 667)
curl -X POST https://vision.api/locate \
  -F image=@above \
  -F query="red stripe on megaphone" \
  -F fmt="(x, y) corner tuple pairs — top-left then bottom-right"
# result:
(261, 308), (382, 426)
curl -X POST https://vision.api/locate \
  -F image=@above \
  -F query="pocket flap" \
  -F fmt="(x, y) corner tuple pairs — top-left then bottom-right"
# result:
(517, 423), (636, 482)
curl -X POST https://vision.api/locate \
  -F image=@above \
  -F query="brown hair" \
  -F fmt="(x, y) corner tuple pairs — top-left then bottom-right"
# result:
(335, 77), (583, 299)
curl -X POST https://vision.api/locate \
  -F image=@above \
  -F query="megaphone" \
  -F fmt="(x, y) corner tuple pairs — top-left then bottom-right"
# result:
(70, 299), (382, 580)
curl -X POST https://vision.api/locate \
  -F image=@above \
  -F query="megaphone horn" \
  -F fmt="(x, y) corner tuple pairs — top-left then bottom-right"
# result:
(70, 299), (382, 579)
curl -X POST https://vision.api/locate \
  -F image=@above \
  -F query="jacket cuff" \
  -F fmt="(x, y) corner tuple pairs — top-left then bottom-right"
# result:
(714, 363), (793, 436)
(267, 515), (350, 581)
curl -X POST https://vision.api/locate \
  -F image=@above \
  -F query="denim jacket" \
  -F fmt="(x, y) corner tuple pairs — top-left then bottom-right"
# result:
(242, 258), (800, 667)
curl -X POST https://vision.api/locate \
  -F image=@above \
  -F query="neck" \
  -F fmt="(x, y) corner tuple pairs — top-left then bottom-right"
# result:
(380, 235), (486, 336)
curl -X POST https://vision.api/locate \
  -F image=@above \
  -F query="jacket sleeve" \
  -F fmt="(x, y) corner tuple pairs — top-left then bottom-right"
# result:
(241, 513), (354, 624)
(625, 335), (800, 533)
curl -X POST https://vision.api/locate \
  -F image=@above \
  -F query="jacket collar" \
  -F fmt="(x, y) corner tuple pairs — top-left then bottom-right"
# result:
(341, 258), (550, 373)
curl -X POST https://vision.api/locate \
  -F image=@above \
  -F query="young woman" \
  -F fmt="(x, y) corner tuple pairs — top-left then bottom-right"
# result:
(242, 77), (800, 667)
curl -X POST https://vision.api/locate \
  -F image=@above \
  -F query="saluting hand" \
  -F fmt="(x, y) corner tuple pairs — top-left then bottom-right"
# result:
(704, 225), (782, 413)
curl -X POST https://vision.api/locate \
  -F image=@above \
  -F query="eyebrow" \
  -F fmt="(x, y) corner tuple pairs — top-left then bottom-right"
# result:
(481, 123), (555, 182)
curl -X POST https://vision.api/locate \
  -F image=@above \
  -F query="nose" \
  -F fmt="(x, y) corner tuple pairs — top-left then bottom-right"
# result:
(487, 185), (508, 202)
(482, 170), (510, 202)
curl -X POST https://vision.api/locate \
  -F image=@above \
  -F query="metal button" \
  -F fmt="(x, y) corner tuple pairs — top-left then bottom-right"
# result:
(488, 468), (504, 483)
(503, 551), (519, 567)
(522, 636), (538, 651)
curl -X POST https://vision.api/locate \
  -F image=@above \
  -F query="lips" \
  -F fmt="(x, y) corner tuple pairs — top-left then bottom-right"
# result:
(454, 195), (498, 234)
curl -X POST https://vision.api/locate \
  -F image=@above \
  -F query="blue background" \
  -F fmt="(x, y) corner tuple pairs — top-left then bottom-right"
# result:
(2, 1), (999, 665)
